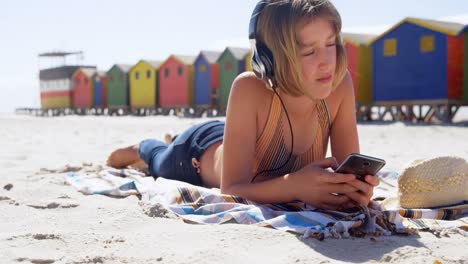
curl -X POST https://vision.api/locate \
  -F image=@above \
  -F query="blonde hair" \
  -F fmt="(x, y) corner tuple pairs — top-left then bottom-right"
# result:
(256, 0), (347, 98)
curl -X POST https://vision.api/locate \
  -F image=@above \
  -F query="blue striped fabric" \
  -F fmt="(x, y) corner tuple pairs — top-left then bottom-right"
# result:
(67, 168), (468, 239)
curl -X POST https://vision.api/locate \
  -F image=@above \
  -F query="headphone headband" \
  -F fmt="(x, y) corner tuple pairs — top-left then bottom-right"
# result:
(248, 1), (268, 40)
(248, 1), (277, 88)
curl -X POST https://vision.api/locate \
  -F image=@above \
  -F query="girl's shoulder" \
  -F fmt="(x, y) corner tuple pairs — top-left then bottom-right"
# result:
(325, 70), (354, 121)
(230, 72), (273, 105)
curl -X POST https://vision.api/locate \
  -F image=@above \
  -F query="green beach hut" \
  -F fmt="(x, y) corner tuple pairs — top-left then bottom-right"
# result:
(217, 47), (252, 108)
(106, 64), (132, 108)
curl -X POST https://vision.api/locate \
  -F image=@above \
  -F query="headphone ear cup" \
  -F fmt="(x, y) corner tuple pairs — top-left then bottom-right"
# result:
(251, 48), (265, 80)
(254, 42), (275, 82)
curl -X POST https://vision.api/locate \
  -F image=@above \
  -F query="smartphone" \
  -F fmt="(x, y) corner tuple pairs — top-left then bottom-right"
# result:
(335, 153), (386, 181)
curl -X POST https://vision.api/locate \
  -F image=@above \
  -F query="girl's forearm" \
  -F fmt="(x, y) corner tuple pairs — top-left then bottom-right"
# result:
(221, 174), (296, 204)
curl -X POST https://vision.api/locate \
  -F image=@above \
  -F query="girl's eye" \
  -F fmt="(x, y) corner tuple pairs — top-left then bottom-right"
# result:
(303, 50), (315, 56)
(327, 43), (336, 47)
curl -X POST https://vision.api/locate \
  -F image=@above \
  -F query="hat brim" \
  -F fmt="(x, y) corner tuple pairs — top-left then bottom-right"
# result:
(381, 197), (468, 211)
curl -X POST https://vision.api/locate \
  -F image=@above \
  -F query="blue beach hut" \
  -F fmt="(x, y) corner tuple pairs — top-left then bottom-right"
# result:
(92, 71), (107, 107)
(194, 51), (222, 106)
(369, 17), (466, 101)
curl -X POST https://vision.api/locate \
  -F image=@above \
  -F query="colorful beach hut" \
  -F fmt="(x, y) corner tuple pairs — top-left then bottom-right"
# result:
(464, 27), (468, 100)
(158, 55), (197, 107)
(106, 64), (132, 108)
(342, 33), (375, 103)
(245, 52), (253, 72)
(39, 66), (96, 109)
(369, 17), (466, 101)
(194, 51), (222, 106)
(72, 68), (97, 108)
(129, 60), (162, 108)
(92, 71), (107, 108)
(217, 47), (252, 108)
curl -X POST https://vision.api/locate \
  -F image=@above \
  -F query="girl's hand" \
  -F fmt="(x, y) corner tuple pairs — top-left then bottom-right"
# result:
(287, 157), (359, 210)
(341, 175), (380, 207)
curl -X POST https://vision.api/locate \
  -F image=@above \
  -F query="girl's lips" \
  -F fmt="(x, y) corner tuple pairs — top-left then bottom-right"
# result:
(317, 75), (332, 83)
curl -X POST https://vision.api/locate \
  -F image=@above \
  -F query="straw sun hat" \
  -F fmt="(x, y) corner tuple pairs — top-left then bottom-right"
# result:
(381, 156), (468, 210)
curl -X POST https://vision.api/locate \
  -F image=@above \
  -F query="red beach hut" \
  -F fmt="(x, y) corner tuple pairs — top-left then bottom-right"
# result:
(72, 68), (96, 108)
(158, 55), (197, 107)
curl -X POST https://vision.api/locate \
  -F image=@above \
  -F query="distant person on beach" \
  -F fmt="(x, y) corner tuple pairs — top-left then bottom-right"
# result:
(106, 0), (380, 211)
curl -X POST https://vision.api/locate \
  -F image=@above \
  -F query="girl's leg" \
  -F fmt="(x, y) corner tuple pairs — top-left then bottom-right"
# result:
(106, 144), (142, 169)
(107, 121), (224, 185)
(138, 139), (173, 178)
(107, 139), (171, 178)
(107, 133), (175, 169)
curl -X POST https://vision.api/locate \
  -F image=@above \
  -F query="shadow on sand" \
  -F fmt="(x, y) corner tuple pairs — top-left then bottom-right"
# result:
(296, 233), (424, 262)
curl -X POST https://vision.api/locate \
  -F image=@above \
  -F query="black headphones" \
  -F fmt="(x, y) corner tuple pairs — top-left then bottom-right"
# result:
(249, 0), (277, 89)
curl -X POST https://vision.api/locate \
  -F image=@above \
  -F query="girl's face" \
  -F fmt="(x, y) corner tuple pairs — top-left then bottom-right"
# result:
(297, 16), (337, 99)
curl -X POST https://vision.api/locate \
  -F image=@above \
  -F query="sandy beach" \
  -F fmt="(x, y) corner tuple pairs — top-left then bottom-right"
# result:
(0, 112), (467, 264)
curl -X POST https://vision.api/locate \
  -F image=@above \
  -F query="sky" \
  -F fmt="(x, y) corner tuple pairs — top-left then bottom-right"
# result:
(1, 0), (468, 113)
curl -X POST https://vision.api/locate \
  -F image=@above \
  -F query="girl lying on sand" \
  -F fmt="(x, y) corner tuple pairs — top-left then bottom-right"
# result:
(106, 0), (379, 211)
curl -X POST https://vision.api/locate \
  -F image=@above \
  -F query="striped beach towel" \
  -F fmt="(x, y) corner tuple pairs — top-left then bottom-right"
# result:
(66, 168), (468, 239)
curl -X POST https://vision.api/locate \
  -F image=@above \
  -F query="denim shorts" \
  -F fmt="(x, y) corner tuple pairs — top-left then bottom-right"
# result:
(138, 120), (224, 186)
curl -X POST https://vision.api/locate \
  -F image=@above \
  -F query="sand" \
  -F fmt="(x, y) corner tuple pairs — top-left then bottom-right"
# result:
(0, 112), (467, 264)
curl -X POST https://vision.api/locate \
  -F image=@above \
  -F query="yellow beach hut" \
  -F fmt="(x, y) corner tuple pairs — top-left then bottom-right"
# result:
(129, 60), (162, 108)
(342, 33), (376, 103)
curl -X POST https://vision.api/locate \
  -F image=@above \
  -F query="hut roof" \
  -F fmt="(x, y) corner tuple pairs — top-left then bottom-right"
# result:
(115, 64), (132, 73)
(172, 55), (197, 65)
(93, 71), (107, 78)
(79, 68), (97, 78)
(370, 17), (467, 45)
(342, 32), (376, 46)
(227, 47), (251, 60)
(144, 60), (163, 69)
(199, 51), (223, 63)
(407, 17), (466, 35)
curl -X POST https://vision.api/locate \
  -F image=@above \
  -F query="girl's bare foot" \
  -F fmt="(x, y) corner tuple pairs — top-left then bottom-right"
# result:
(164, 132), (172, 145)
(106, 144), (143, 169)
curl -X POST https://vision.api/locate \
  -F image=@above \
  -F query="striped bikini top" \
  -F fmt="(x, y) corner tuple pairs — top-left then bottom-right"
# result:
(253, 94), (331, 179)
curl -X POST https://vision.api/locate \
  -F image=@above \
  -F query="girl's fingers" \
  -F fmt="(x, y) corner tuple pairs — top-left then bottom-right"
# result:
(314, 157), (339, 170)
(324, 183), (358, 194)
(321, 172), (355, 184)
(346, 179), (372, 195)
(365, 175), (380, 186)
(323, 193), (350, 205)
(344, 191), (369, 206)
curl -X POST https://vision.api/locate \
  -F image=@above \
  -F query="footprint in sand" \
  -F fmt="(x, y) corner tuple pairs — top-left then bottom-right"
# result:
(4, 183), (13, 191)
(72, 256), (105, 264)
(27, 202), (79, 209)
(142, 203), (178, 219)
(35, 165), (83, 175)
(0, 196), (12, 201)
(15, 257), (56, 264)
(0, 196), (18, 205)
(48, 178), (71, 187)
(37, 168), (58, 174)
(8, 234), (64, 263)
(7, 233), (62, 241)
(32, 234), (62, 240)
